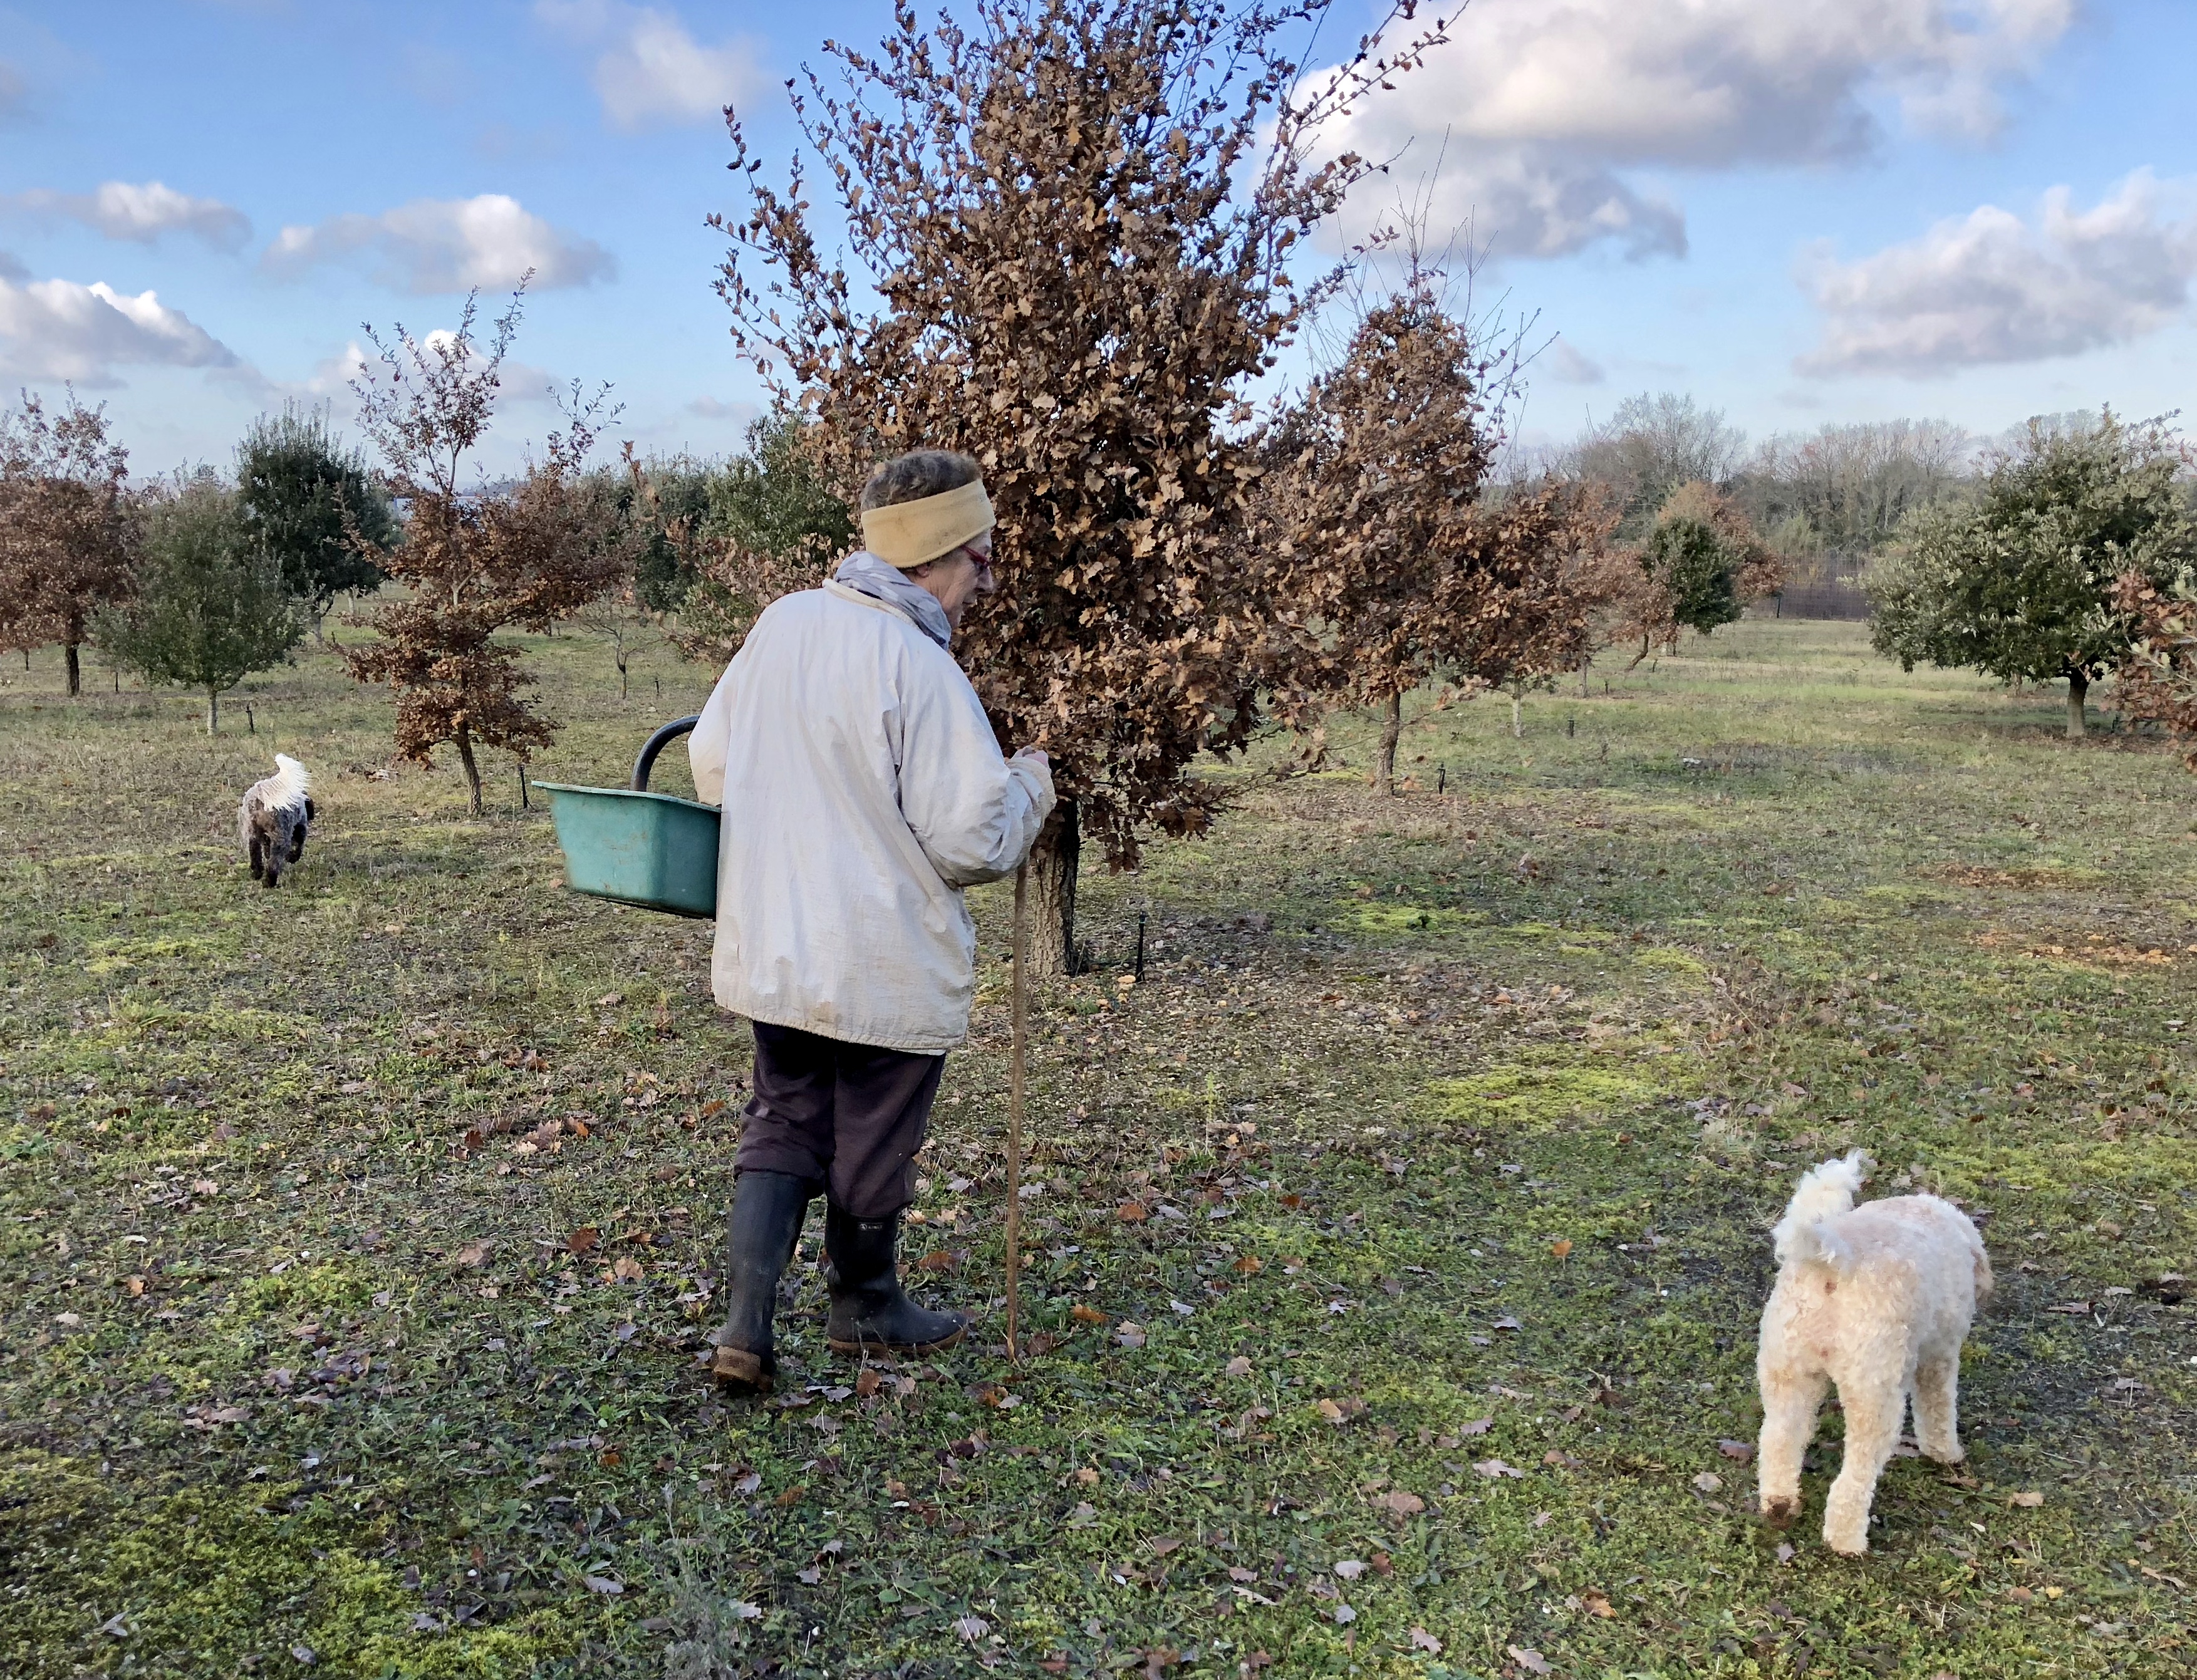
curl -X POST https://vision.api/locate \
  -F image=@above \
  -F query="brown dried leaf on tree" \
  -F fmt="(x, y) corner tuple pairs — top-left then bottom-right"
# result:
(706, 0), (1454, 970)
(342, 284), (632, 813)
(1257, 266), (1615, 792)
(0, 390), (135, 696)
(2116, 569), (2197, 762)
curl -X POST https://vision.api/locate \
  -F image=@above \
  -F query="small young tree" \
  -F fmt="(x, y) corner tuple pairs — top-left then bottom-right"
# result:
(0, 390), (135, 695)
(1869, 413), (2196, 738)
(713, 0), (1447, 970)
(1261, 273), (1608, 793)
(343, 288), (630, 813)
(96, 475), (303, 732)
(1616, 480), (1780, 663)
(2116, 570), (2197, 759)
(235, 403), (398, 635)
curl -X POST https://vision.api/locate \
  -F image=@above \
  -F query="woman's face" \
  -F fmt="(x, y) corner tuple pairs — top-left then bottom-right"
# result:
(912, 530), (997, 627)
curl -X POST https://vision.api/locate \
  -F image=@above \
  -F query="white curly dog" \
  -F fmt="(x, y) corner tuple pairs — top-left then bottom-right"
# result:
(1756, 1150), (1993, 1555)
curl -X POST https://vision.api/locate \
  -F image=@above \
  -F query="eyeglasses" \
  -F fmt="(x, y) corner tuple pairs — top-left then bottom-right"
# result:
(957, 543), (995, 578)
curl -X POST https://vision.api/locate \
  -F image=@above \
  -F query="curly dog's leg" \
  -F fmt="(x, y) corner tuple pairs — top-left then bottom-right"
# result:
(1757, 1367), (1826, 1529)
(1913, 1353), (1963, 1465)
(1822, 1374), (1903, 1555)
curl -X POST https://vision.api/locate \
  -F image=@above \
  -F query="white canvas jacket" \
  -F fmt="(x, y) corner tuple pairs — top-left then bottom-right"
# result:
(688, 580), (1055, 1054)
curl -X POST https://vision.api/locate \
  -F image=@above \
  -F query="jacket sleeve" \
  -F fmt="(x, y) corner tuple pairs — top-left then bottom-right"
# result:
(687, 657), (737, 807)
(896, 653), (1057, 888)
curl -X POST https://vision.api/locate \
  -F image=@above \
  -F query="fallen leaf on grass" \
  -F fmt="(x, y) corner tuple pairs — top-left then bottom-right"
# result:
(1317, 1397), (1368, 1425)
(775, 1485), (806, 1508)
(1117, 1201), (1148, 1223)
(917, 1250), (957, 1273)
(1459, 1418), (1493, 1436)
(1224, 1356), (1253, 1377)
(1233, 1254), (1262, 1274)
(1582, 1589), (1614, 1619)
(583, 1576), (623, 1595)
(1693, 1472), (1723, 1493)
(1332, 1604), (1356, 1625)
(1332, 1560), (1365, 1580)
(1548, 1240), (1572, 1258)
(1492, 1314), (1522, 1332)
(2009, 1491), (2045, 1508)
(611, 1256), (644, 1283)
(1408, 1629), (1443, 1654)
(123, 1276), (145, 1297)
(953, 1615), (989, 1641)
(1071, 1303), (1107, 1325)
(1718, 1439), (1755, 1463)
(454, 1241), (493, 1268)
(1509, 1647), (1550, 1675)
(855, 1369), (883, 1398)
(1474, 1460), (1524, 1480)
(1148, 1536), (1182, 1557)
(567, 1227), (599, 1255)
(1115, 1322), (1146, 1349)
(1374, 1489), (1425, 1517)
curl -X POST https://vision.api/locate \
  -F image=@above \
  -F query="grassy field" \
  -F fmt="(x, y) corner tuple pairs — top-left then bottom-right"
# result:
(2, 618), (2191, 1679)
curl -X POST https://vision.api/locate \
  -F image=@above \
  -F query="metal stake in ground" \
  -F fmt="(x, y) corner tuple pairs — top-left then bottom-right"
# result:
(1005, 859), (1030, 1363)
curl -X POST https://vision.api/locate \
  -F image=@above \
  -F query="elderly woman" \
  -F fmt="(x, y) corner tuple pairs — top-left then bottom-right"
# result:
(688, 450), (1054, 1392)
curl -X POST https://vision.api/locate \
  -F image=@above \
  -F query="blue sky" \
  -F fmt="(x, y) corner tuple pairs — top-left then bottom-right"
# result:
(3, 1), (2193, 477)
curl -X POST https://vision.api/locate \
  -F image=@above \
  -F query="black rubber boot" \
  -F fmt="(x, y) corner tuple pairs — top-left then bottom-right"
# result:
(824, 1205), (969, 1356)
(709, 1171), (816, 1392)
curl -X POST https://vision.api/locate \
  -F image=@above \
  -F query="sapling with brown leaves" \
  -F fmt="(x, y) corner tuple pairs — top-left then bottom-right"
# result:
(343, 285), (631, 813)
(707, 0), (1454, 972)
(0, 390), (135, 695)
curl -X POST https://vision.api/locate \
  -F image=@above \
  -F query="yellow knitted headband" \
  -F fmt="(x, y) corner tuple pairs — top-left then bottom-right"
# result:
(860, 479), (995, 568)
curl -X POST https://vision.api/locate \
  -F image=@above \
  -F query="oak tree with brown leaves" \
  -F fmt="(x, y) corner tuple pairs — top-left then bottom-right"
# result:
(709, 0), (1450, 972)
(0, 390), (135, 696)
(343, 289), (629, 814)
(1260, 278), (1612, 794)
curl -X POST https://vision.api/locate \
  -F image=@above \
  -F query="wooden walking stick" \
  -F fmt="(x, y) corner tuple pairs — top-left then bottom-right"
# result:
(1005, 859), (1030, 1364)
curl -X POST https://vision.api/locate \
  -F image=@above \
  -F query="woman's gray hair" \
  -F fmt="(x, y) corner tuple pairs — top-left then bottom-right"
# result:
(860, 450), (982, 512)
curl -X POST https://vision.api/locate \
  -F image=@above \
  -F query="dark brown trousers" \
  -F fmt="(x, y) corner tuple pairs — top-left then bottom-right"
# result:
(734, 1021), (945, 1218)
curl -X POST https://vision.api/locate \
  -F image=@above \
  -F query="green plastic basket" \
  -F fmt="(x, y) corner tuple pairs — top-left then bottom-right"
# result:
(536, 715), (719, 919)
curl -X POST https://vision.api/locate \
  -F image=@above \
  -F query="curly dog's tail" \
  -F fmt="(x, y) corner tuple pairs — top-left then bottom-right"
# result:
(1772, 1149), (1873, 1271)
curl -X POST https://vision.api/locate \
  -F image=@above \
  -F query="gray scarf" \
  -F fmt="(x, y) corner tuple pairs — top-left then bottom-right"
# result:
(833, 551), (954, 650)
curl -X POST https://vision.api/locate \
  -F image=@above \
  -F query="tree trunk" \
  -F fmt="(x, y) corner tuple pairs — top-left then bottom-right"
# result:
(65, 643), (81, 697)
(206, 689), (219, 734)
(1026, 799), (1081, 978)
(618, 653), (629, 700)
(455, 718), (484, 814)
(1375, 690), (1402, 797)
(1578, 656), (1590, 699)
(2066, 670), (2089, 740)
(1510, 691), (1523, 739)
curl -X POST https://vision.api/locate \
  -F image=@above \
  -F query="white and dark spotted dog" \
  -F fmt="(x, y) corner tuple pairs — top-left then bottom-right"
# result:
(238, 755), (315, 887)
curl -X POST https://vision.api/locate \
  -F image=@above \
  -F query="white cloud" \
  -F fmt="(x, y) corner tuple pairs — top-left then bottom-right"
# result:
(8, 180), (252, 250)
(1797, 170), (2197, 377)
(0, 249), (24, 282)
(1325, 0), (2076, 262)
(263, 194), (615, 293)
(1542, 338), (1605, 385)
(0, 274), (237, 384)
(536, 1), (762, 130)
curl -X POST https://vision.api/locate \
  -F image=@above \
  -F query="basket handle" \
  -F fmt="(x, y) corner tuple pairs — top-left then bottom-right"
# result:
(631, 714), (702, 791)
